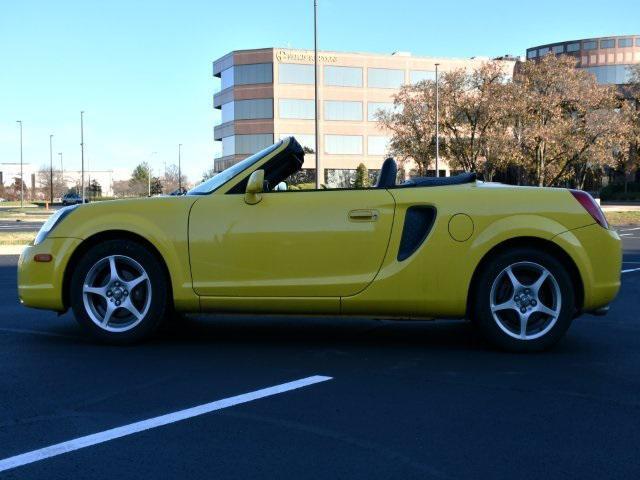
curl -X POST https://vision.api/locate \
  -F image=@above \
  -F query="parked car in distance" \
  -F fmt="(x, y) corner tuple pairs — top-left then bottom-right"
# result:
(61, 193), (88, 206)
(18, 137), (621, 352)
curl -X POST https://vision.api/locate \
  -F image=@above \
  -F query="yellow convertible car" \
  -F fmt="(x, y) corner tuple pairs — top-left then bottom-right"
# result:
(18, 137), (621, 351)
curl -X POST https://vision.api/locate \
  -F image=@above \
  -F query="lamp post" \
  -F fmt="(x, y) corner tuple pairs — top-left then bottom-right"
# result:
(58, 152), (64, 189)
(434, 63), (440, 178)
(313, 0), (320, 189)
(178, 144), (182, 193)
(49, 134), (54, 205)
(80, 111), (85, 202)
(16, 121), (23, 208)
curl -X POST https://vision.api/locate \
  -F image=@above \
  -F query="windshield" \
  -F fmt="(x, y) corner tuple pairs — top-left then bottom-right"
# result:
(188, 140), (283, 195)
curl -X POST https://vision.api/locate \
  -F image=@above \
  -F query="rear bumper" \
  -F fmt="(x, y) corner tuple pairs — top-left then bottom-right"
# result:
(18, 237), (81, 311)
(553, 224), (622, 312)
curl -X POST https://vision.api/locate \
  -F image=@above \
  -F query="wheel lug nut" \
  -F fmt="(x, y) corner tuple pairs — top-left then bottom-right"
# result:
(123, 291), (128, 296)
(115, 300), (121, 306)
(531, 300), (537, 306)
(110, 298), (114, 302)
(520, 307), (527, 314)
(106, 291), (112, 297)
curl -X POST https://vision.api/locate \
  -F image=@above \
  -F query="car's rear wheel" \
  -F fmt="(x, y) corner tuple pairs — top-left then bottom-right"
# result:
(70, 239), (170, 344)
(471, 247), (576, 352)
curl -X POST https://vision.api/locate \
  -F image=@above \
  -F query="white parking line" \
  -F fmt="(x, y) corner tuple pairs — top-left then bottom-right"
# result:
(0, 375), (332, 473)
(622, 268), (640, 274)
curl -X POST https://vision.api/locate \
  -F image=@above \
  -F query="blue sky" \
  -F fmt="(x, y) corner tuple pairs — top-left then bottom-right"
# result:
(1, 0), (639, 183)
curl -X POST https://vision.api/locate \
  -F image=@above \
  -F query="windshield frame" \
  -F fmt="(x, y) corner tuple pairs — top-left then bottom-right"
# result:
(187, 140), (284, 195)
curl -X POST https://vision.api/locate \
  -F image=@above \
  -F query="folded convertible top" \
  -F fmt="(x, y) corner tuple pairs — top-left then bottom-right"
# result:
(397, 172), (477, 188)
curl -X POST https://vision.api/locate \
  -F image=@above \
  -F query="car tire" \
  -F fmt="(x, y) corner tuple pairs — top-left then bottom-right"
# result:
(70, 239), (170, 344)
(471, 247), (576, 353)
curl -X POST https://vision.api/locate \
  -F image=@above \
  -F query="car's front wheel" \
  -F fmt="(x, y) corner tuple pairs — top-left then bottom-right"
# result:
(471, 247), (576, 352)
(70, 239), (170, 344)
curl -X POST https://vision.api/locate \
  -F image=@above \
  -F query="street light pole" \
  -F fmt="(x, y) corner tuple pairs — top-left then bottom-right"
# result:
(434, 63), (440, 178)
(313, 0), (320, 189)
(80, 111), (85, 202)
(49, 134), (54, 205)
(16, 121), (23, 208)
(58, 153), (64, 185)
(178, 144), (182, 193)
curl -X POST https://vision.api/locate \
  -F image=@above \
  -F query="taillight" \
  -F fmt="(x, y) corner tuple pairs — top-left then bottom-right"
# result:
(570, 190), (608, 229)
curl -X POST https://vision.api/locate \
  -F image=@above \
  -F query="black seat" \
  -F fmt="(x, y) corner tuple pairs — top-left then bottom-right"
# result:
(376, 158), (398, 188)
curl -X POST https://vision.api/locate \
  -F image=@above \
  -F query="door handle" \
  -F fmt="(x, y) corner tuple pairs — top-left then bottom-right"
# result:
(349, 209), (379, 221)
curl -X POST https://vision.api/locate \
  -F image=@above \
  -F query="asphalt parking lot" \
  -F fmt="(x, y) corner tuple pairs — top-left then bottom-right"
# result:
(0, 232), (639, 479)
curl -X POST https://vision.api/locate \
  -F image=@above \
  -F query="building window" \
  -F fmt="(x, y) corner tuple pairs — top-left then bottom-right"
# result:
(368, 68), (405, 88)
(552, 45), (564, 54)
(636, 38), (640, 47)
(585, 65), (634, 85)
(325, 135), (363, 155)
(538, 47), (550, 56)
(221, 67), (234, 90)
(410, 70), (436, 83)
(235, 134), (274, 155)
(618, 38), (633, 48)
(583, 41), (597, 51)
(367, 136), (390, 156)
(220, 64), (274, 88)
(526, 50), (537, 59)
(221, 134), (274, 157)
(566, 43), (580, 52)
(279, 133), (316, 153)
(324, 100), (362, 121)
(222, 136), (235, 156)
(600, 39), (615, 49)
(279, 99), (315, 119)
(234, 99), (273, 120)
(324, 66), (362, 87)
(279, 63), (314, 84)
(221, 102), (235, 123)
(367, 102), (396, 121)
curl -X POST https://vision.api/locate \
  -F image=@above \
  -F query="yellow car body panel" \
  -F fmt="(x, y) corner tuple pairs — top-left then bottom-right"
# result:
(17, 138), (621, 323)
(18, 237), (82, 310)
(552, 224), (622, 310)
(189, 189), (396, 299)
(342, 183), (617, 317)
(20, 196), (200, 311)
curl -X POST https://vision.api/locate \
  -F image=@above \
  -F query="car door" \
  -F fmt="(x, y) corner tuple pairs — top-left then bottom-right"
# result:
(188, 188), (396, 298)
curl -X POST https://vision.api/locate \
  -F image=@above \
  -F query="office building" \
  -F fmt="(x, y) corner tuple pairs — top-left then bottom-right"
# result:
(212, 48), (517, 185)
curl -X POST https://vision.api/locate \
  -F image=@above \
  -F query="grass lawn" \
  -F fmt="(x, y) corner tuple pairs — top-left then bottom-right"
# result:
(604, 211), (640, 227)
(0, 207), (53, 223)
(0, 232), (35, 245)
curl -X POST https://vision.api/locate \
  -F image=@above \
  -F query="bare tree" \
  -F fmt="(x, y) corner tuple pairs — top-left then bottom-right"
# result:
(439, 62), (512, 175)
(36, 165), (66, 201)
(507, 54), (630, 187)
(164, 164), (187, 194)
(377, 82), (438, 175)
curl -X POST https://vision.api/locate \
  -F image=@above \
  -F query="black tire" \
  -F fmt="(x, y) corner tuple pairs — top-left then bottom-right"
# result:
(471, 247), (576, 353)
(70, 239), (170, 344)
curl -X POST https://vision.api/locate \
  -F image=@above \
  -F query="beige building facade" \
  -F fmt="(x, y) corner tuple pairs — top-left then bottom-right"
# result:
(212, 48), (517, 186)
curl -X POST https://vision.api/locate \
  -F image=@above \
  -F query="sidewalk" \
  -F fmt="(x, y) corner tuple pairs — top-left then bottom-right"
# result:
(601, 204), (640, 212)
(0, 245), (26, 256)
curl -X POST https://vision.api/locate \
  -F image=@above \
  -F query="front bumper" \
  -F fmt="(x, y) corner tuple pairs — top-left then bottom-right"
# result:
(18, 237), (82, 311)
(553, 224), (622, 312)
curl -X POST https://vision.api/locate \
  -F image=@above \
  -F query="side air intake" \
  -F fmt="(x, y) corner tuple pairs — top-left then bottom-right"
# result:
(397, 206), (437, 261)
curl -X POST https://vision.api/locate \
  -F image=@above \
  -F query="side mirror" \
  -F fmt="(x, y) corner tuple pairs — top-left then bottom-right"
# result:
(274, 181), (287, 191)
(245, 169), (264, 205)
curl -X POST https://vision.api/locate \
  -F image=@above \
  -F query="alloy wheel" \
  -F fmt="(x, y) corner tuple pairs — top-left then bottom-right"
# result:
(489, 261), (562, 341)
(82, 255), (152, 332)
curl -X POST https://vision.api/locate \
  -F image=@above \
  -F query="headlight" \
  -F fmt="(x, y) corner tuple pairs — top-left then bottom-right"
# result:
(34, 205), (79, 246)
